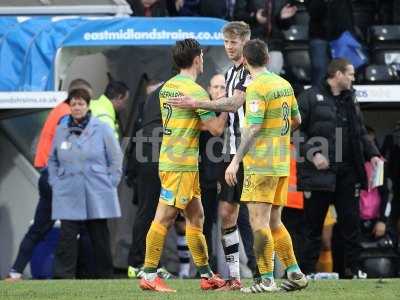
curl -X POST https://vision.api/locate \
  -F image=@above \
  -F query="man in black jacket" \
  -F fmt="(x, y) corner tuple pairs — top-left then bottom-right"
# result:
(296, 58), (381, 278)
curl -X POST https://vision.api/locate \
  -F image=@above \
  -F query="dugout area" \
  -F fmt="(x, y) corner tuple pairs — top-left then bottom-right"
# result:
(0, 16), (230, 278)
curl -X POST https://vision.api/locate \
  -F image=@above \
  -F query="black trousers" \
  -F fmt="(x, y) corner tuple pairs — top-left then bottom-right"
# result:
(200, 178), (219, 265)
(282, 207), (307, 271)
(302, 168), (362, 274)
(128, 162), (160, 268)
(12, 169), (54, 273)
(53, 219), (113, 279)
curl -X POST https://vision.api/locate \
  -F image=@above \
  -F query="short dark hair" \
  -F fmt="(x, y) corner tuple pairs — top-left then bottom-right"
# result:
(327, 58), (352, 78)
(68, 88), (92, 105)
(243, 39), (268, 68)
(66, 78), (93, 103)
(172, 38), (202, 70)
(104, 77), (129, 101)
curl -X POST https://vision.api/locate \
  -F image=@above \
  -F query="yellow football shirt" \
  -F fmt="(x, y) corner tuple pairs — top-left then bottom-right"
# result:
(243, 71), (300, 176)
(159, 74), (215, 171)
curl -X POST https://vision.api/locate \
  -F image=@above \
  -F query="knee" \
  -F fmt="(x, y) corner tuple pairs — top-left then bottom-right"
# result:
(219, 203), (238, 226)
(186, 210), (204, 230)
(249, 215), (268, 232)
(269, 212), (282, 230)
(154, 211), (177, 229)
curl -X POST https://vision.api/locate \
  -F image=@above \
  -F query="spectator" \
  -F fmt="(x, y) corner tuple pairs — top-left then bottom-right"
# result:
(129, 0), (169, 16)
(359, 126), (390, 240)
(235, 0), (297, 74)
(199, 74), (225, 269)
(49, 88), (123, 279)
(198, 0), (250, 20)
(306, 0), (355, 85)
(126, 80), (172, 279)
(382, 121), (400, 239)
(333, 126), (391, 277)
(90, 74), (130, 139)
(4, 79), (92, 282)
(166, 0), (200, 16)
(198, 0), (228, 19)
(296, 58), (381, 278)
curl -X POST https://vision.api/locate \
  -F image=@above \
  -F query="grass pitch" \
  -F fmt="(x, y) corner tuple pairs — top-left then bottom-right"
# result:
(1, 279), (399, 300)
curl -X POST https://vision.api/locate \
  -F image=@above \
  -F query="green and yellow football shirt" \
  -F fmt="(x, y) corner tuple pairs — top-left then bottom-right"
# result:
(159, 74), (215, 171)
(243, 71), (300, 176)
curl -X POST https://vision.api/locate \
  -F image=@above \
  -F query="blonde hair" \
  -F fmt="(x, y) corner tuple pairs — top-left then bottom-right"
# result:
(222, 21), (251, 41)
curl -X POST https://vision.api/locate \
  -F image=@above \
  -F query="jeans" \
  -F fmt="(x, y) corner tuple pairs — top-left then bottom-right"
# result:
(309, 39), (330, 86)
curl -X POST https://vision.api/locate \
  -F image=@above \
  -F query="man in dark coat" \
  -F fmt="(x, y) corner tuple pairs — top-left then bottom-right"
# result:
(296, 58), (381, 278)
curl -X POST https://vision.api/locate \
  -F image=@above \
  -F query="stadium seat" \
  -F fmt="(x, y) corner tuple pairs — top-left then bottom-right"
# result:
(370, 25), (400, 43)
(283, 47), (311, 84)
(282, 25), (308, 42)
(364, 64), (399, 83)
(369, 25), (400, 65)
(352, 0), (376, 39)
(282, 25), (310, 83)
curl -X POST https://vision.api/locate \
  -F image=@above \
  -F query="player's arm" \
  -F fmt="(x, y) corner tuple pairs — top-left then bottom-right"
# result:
(225, 124), (262, 186)
(291, 95), (302, 131)
(234, 124), (262, 163)
(292, 114), (301, 131)
(200, 112), (228, 136)
(168, 89), (245, 113)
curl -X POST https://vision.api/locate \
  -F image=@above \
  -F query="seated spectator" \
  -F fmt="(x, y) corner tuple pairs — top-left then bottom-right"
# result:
(48, 88), (123, 279)
(234, 0), (297, 74)
(198, 0), (228, 19)
(129, 0), (169, 17)
(382, 121), (400, 240)
(166, 0), (200, 16)
(306, 0), (355, 85)
(359, 127), (390, 241)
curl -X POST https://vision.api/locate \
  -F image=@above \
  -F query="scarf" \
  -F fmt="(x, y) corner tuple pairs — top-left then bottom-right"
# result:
(68, 111), (91, 136)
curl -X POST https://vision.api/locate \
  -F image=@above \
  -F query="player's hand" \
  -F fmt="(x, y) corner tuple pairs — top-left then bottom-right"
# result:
(167, 96), (197, 109)
(225, 161), (239, 187)
(312, 153), (329, 170)
(372, 221), (386, 238)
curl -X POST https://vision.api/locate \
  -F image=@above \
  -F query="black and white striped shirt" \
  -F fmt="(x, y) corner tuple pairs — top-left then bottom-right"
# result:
(223, 63), (250, 155)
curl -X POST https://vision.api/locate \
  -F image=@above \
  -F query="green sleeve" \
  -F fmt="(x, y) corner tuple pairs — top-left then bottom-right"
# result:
(245, 85), (265, 125)
(191, 86), (216, 121)
(291, 95), (300, 118)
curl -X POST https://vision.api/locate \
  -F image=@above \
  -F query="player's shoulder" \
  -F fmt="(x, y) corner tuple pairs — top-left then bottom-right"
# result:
(159, 76), (184, 98)
(186, 80), (209, 99)
(264, 73), (294, 93)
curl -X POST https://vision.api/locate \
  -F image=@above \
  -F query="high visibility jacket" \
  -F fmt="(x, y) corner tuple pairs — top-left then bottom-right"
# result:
(286, 145), (304, 209)
(34, 101), (70, 168)
(90, 94), (119, 138)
